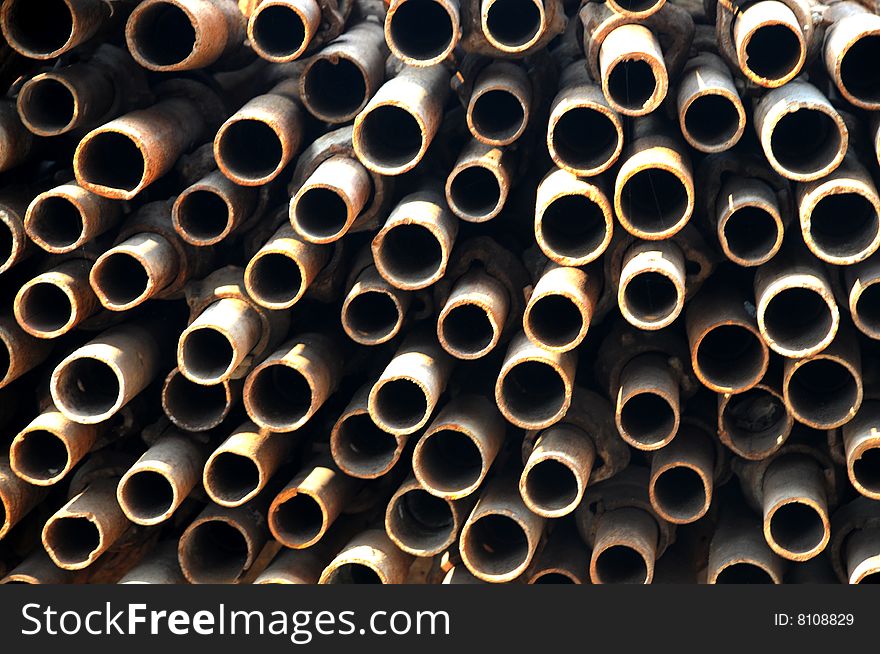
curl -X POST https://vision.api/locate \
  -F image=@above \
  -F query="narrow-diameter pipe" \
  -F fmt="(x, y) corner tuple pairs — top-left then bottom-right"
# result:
(846, 527), (880, 584)
(10, 411), (99, 486)
(26, 183), (121, 254)
(707, 514), (784, 583)
(290, 156), (372, 243)
(17, 64), (114, 137)
(0, 456), (45, 540)
(0, 316), (52, 389)
(341, 265), (410, 346)
(437, 269), (509, 360)
(715, 177), (784, 267)
(618, 240), (686, 331)
(445, 139), (513, 223)
(0, 0), (109, 60)
(615, 353), (680, 450)
(733, 1), (806, 88)
(172, 170), (258, 246)
(331, 384), (403, 479)
(648, 426), (714, 524)
(677, 53), (746, 153)
(599, 24), (668, 116)
(319, 530), (414, 584)
(480, 0), (546, 54)
(824, 5), (880, 110)
(15, 260), (100, 339)
(90, 233), (178, 311)
(467, 62), (530, 146)
(386, 0), (460, 65)
(524, 265), (598, 353)
(162, 368), (238, 432)
(843, 400), (880, 500)
(248, 0), (321, 62)
(386, 475), (469, 557)
(845, 254), (880, 339)
(589, 507), (658, 584)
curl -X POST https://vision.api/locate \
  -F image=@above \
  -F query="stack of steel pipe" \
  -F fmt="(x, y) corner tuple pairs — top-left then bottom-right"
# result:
(0, 0), (879, 586)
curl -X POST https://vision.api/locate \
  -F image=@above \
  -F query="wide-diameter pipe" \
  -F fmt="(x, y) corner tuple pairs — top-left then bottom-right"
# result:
(177, 298), (262, 385)
(371, 189), (458, 291)
(386, 475), (470, 557)
(369, 334), (452, 435)
(707, 514), (785, 584)
(341, 265), (410, 346)
(459, 475), (545, 582)
(467, 62), (531, 147)
(331, 384), (403, 479)
(797, 157), (880, 265)
(615, 353), (680, 450)
(0, 316), (52, 389)
(42, 478), (130, 570)
(385, 0), (460, 66)
(437, 269), (509, 360)
(480, 0), (547, 54)
(685, 287), (769, 394)
(14, 260), (100, 339)
(824, 3), (880, 110)
(733, 1), (806, 88)
(754, 249), (839, 358)
(353, 65), (449, 176)
(589, 507), (658, 584)
(843, 401), (880, 500)
(203, 421), (290, 507)
(599, 24), (668, 116)
(761, 454), (831, 561)
(247, 0), (321, 62)
(117, 432), (204, 526)
(243, 333), (341, 432)
(618, 240), (686, 331)
(412, 395), (505, 499)
(50, 323), (161, 425)
(214, 80), (304, 187)
(753, 80), (848, 182)
(648, 426), (714, 524)
(718, 382), (793, 461)
(845, 255), (880, 340)
(715, 177), (785, 267)
(495, 331), (576, 430)
(269, 461), (360, 549)
(320, 529), (414, 584)
(534, 168), (614, 266)
(519, 424), (595, 518)
(301, 22), (387, 123)
(172, 170), (258, 247)
(0, 456), (47, 540)
(290, 156), (372, 243)
(0, 0), (109, 60)
(445, 140), (513, 223)
(10, 411), (99, 486)
(89, 233), (179, 311)
(524, 265), (599, 353)
(162, 367), (239, 432)
(126, 0), (244, 72)
(677, 53), (746, 153)
(26, 182), (121, 254)
(178, 502), (268, 584)
(547, 65), (623, 177)
(845, 527), (880, 584)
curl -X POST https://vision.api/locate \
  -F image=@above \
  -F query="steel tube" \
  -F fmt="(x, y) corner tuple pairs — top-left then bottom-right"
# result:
(437, 269), (509, 360)
(480, 0), (546, 54)
(843, 400), (880, 500)
(385, 0), (459, 66)
(0, 0), (109, 60)
(331, 384), (403, 479)
(320, 529), (414, 584)
(14, 260), (100, 339)
(119, 542), (185, 584)
(385, 475), (471, 557)
(618, 240), (686, 331)
(248, 0), (321, 62)
(90, 233), (179, 311)
(524, 265), (599, 353)
(162, 367), (239, 432)
(255, 547), (328, 584)
(10, 411), (99, 486)
(0, 315), (52, 389)
(0, 190), (31, 273)
(589, 507), (658, 584)
(648, 425), (714, 524)
(467, 62), (531, 146)
(733, 1), (806, 87)
(615, 352), (680, 450)
(0, 456), (45, 540)
(290, 156), (372, 243)
(715, 177), (784, 267)
(676, 53), (746, 153)
(599, 24), (668, 116)
(445, 140), (513, 223)
(2, 551), (74, 585)
(824, 3), (880, 110)
(26, 182), (121, 254)
(845, 526), (880, 584)
(341, 265), (410, 346)
(172, 170), (259, 246)
(707, 513), (784, 583)
(718, 382), (793, 460)
(845, 254), (880, 339)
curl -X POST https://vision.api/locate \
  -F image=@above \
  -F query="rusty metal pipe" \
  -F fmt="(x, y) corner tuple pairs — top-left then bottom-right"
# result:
(162, 368), (239, 432)
(173, 170), (259, 246)
(589, 507), (657, 584)
(459, 476), (545, 582)
(371, 190), (458, 290)
(269, 461), (360, 549)
(753, 80), (848, 182)
(0, 316), (52, 389)
(495, 331), (575, 430)
(845, 255), (880, 340)
(526, 526), (590, 583)
(707, 514), (785, 583)
(341, 265), (410, 346)
(845, 527), (880, 584)
(480, 0), (546, 53)
(599, 24), (668, 116)
(0, 456), (46, 540)
(797, 157), (880, 265)
(50, 323), (161, 424)
(204, 421), (289, 507)
(445, 140), (513, 223)
(245, 223), (330, 310)
(26, 183), (121, 254)
(412, 395), (505, 499)
(17, 64), (114, 137)
(320, 529), (414, 584)
(353, 66), (449, 176)
(437, 269), (508, 359)
(126, 0), (244, 71)
(0, 103), (33, 174)
(618, 240), (686, 331)
(467, 62), (530, 146)
(301, 21), (387, 122)
(715, 177), (784, 267)
(762, 454), (831, 561)
(524, 265), (599, 353)
(615, 353), (679, 450)
(824, 3), (880, 110)
(290, 156), (372, 242)
(686, 287), (769, 394)
(843, 401), (880, 500)
(520, 424), (595, 518)
(2, 552), (74, 585)
(606, 0), (664, 18)
(386, 0), (459, 65)
(255, 547), (328, 584)
(248, 0), (321, 62)
(117, 433), (204, 525)
(10, 411), (99, 486)
(331, 384), (403, 478)
(14, 260), (100, 339)
(718, 382), (793, 460)
(89, 233), (179, 311)
(0, 191), (31, 273)
(754, 249), (839, 358)
(733, 1), (806, 87)
(177, 298), (263, 384)
(214, 81), (303, 187)
(42, 478), (130, 570)
(178, 502), (268, 584)
(119, 542), (185, 584)
(677, 53), (746, 153)
(369, 335), (452, 435)
(648, 426), (714, 524)
(535, 169), (613, 266)
(0, 0), (110, 60)
(386, 475), (471, 557)
(243, 333), (340, 432)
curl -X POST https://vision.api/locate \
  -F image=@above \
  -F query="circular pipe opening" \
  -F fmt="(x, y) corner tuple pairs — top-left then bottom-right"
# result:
(175, 190), (231, 243)
(722, 205), (779, 263)
(217, 120), (284, 183)
(44, 517), (100, 567)
(540, 194), (608, 260)
(855, 283), (880, 335)
(440, 303), (494, 356)
(303, 57), (367, 119)
(323, 562), (382, 584)
(523, 459), (579, 512)
(181, 327), (235, 383)
(532, 572), (576, 584)
(130, 2), (196, 67)
(500, 360), (566, 424)
(769, 502), (826, 555)
(272, 493), (325, 546)
(607, 59), (657, 111)
(164, 372), (228, 430)
(742, 24), (802, 82)
(19, 77), (75, 134)
(206, 453), (261, 505)
(3, 0), (74, 57)
(683, 93), (740, 149)
(622, 271), (679, 325)
(721, 387), (788, 458)
(252, 4), (307, 59)
(464, 514), (529, 576)
(92, 252), (150, 308)
(78, 132), (146, 193)
(54, 357), (120, 419)
(471, 89), (525, 143)
(619, 168), (688, 233)
(12, 430), (69, 482)
(417, 428), (482, 494)
(840, 35), (880, 105)
(248, 364), (313, 429)
(377, 224), (442, 286)
(119, 470), (175, 522)
(762, 287), (833, 353)
(358, 106), (423, 170)
(808, 192), (878, 260)
(787, 358), (859, 426)
(550, 108), (619, 172)
(715, 563), (774, 584)
(852, 447), (880, 495)
(344, 291), (400, 342)
(334, 412), (399, 475)
(389, 0), (455, 61)
(17, 282), (73, 334)
(26, 196), (84, 250)
(388, 488), (454, 551)
(593, 544), (648, 584)
(373, 379), (428, 431)
(526, 294), (583, 349)
(619, 392), (675, 447)
(769, 109), (841, 178)
(652, 466), (706, 521)
(449, 166), (501, 219)
(295, 187), (349, 240)
(484, 0), (541, 48)
(182, 521), (249, 583)
(696, 324), (765, 390)
(247, 253), (304, 307)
